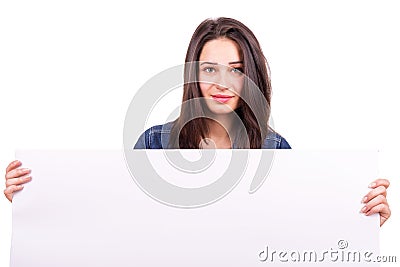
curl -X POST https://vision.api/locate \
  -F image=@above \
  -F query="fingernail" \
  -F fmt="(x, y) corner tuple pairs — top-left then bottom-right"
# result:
(368, 182), (376, 188)
(362, 196), (367, 203)
(360, 206), (367, 213)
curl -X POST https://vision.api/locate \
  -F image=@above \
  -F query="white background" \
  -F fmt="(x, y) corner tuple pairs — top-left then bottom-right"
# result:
(0, 0), (399, 266)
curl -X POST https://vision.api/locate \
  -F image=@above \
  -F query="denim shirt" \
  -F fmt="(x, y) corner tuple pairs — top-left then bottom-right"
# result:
(134, 122), (291, 149)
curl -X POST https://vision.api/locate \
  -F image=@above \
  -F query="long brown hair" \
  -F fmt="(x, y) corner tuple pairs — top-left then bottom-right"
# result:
(169, 17), (272, 148)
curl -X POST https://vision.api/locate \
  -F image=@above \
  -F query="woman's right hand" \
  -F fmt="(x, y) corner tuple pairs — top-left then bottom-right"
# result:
(4, 160), (32, 202)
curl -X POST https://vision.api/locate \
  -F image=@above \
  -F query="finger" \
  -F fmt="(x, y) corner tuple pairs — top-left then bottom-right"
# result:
(360, 194), (387, 214)
(5, 160), (22, 173)
(5, 176), (32, 187)
(363, 203), (391, 226)
(5, 168), (31, 180)
(362, 185), (387, 203)
(369, 178), (390, 189)
(3, 184), (24, 202)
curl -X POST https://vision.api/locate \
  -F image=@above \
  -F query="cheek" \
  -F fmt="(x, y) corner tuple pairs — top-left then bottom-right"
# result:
(232, 77), (244, 95)
(199, 82), (211, 96)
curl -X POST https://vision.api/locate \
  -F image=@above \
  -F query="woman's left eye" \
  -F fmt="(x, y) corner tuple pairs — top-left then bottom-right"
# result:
(231, 67), (243, 73)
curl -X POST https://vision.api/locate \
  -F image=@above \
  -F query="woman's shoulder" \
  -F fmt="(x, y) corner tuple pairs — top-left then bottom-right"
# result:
(133, 122), (174, 149)
(262, 129), (291, 149)
(146, 121), (174, 134)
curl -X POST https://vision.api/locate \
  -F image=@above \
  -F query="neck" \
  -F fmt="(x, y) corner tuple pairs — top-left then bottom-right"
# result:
(207, 115), (233, 137)
(201, 114), (236, 149)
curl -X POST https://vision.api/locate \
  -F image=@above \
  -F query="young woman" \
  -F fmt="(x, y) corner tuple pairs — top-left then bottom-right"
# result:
(4, 17), (391, 225)
(134, 17), (289, 150)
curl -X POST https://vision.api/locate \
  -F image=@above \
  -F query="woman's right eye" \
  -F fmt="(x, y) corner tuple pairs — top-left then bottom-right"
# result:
(203, 67), (216, 73)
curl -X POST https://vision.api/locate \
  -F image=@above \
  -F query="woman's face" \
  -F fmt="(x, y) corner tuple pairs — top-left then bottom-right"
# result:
(198, 38), (244, 115)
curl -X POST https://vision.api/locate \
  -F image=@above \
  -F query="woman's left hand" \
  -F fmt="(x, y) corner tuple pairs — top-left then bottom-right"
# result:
(361, 178), (391, 226)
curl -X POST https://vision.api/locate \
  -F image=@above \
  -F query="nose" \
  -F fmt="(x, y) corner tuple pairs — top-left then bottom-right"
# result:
(215, 71), (230, 91)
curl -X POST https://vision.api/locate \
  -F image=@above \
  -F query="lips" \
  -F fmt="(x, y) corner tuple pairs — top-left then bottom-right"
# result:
(211, 94), (234, 103)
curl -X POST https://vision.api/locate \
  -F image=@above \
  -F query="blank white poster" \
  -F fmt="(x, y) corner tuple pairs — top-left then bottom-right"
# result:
(11, 150), (379, 266)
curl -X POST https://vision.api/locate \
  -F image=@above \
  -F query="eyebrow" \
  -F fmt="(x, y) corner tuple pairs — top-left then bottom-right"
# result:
(200, 61), (243, 65)
(228, 61), (243, 65)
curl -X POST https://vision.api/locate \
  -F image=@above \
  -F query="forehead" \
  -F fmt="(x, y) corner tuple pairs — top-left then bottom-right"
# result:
(199, 38), (242, 64)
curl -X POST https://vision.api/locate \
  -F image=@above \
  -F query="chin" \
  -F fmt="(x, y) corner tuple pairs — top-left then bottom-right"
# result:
(205, 104), (236, 115)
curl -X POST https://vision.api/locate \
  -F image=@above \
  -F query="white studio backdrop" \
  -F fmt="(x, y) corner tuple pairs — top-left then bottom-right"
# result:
(0, 1), (399, 266)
